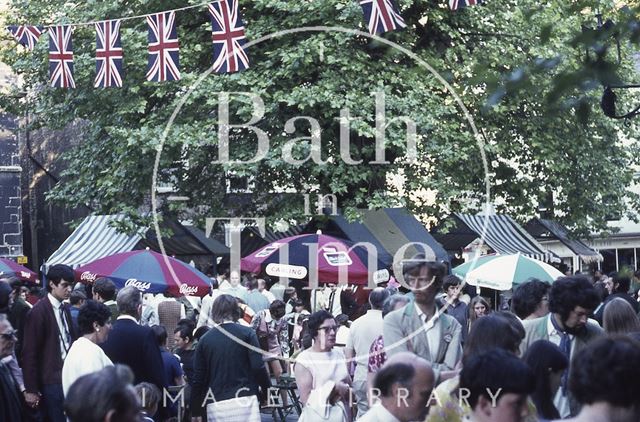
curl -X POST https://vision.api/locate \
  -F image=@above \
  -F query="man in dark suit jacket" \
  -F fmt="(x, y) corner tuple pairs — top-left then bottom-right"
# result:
(22, 264), (77, 422)
(100, 286), (167, 390)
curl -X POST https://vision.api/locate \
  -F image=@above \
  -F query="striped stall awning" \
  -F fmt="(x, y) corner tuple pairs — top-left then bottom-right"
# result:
(455, 213), (557, 262)
(42, 215), (145, 273)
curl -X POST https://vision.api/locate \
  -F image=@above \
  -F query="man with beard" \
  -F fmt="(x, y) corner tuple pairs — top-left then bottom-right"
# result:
(520, 275), (602, 418)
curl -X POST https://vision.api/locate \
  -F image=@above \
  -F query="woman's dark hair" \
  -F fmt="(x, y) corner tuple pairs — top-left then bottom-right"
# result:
(65, 365), (139, 422)
(77, 300), (112, 336)
(151, 325), (168, 347)
(210, 294), (242, 323)
(495, 311), (525, 344)
(523, 340), (569, 420)
(269, 299), (286, 319)
(463, 314), (523, 365)
(307, 310), (334, 339)
(569, 336), (640, 408)
(460, 349), (535, 409)
(549, 276), (600, 320)
(511, 280), (550, 320)
(603, 298), (640, 335)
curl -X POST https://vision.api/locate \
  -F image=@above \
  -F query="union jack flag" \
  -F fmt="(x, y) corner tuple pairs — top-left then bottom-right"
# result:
(7, 25), (44, 50)
(49, 25), (75, 88)
(449, 0), (482, 10)
(359, 0), (406, 35)
(95, 20), (123, 88)
(209, 0), (249, 74)
(146, 11), (180, 82)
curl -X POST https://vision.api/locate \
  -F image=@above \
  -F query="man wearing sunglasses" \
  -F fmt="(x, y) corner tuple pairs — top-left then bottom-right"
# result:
(0, 315), (23, 421)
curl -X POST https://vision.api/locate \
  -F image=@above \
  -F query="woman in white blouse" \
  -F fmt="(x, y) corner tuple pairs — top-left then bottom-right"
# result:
(62, 300), (113, 395)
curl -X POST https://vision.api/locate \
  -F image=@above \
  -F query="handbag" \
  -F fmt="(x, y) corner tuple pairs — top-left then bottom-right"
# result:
(206, 395), (260, 422)
(299, 381), (348, 422)
(299, 401), (347, 422)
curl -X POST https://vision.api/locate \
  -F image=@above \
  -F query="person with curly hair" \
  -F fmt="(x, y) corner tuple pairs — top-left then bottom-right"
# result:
(62, 300), (113, 396)
(520, 275), (603, 418)
(511, 279), (550, 320)
(566, 336), (640, 422)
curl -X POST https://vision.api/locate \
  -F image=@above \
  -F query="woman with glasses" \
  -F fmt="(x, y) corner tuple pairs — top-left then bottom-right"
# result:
(294, 310), (352, 420)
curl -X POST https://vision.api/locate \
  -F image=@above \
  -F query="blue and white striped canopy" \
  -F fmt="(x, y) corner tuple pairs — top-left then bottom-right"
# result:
(41, 215), (144, 273)
(456, 213), (556, 262)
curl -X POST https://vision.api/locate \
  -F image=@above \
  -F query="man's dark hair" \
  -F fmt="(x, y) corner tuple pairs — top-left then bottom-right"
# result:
(369, 287), (390, 310)
(210, 294), (242, 324)
(511, 280), (550, 319)
(307, 310), (334, 339)
(269, 299), (286, 319)
(442, 274), (462, 291)
(70, 290), (87, 306)
(460, 348), (535, 409)
(78, 300), (112, 336)
(374, 361), (416, 397)
(611, 272), (631, 294)
(569, 336), (640, 408)
(548, 276), (600, 320)
(46, 264), (74, 292)
(463, 315), (524, 365)
(174, 324), (193, 342)
(151, 325), (168, 347)
(64, 365), (139, 422)
(93, 278), (116, 301)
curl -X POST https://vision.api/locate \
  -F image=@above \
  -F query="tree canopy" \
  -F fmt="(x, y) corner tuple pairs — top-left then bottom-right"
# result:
(2, 0), (640, 236)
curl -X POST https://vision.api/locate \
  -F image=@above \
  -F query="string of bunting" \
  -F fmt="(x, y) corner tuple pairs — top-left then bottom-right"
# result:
(6, 0), (480, 89)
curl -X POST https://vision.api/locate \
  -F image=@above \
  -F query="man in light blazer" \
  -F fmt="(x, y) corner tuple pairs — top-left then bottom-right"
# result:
(383, 255), (462, 385)
(520, 275), (603, 418)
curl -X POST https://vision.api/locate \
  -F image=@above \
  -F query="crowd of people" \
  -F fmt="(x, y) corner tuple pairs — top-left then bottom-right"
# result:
(1, 257), (640, 422)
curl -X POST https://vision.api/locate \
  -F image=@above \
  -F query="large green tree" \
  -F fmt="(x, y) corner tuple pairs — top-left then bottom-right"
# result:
(2, 0), (640, 235)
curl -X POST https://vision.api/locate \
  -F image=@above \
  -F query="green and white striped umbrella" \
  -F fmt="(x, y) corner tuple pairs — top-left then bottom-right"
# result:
(452, 253), (563, 291)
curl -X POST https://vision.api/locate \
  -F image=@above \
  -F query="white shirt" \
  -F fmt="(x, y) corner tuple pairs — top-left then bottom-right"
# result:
(261, 289), (276, 304)
(197, 290), (221, 328)
(61, 337), (113, 396)
(346, 309), (383, 382)
(48, 293), (71, 360)
(546, 315), (573, 418)
(358, 402), (401, 422)
(117, 314), (139, 324)
(415, 305), (442, 363)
